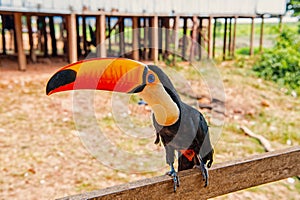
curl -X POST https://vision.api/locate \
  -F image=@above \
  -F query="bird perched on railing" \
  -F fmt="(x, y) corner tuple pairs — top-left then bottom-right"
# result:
(46, 58), (214, 192)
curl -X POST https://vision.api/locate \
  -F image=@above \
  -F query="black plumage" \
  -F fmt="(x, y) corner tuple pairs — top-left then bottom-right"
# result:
(148, 65), (214, 189)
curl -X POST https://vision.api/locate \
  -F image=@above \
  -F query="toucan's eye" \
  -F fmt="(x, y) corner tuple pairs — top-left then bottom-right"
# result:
(148, 74), (155, 83)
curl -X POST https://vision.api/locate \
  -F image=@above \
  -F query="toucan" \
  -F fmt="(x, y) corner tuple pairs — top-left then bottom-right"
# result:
(46, 58), (214, 192)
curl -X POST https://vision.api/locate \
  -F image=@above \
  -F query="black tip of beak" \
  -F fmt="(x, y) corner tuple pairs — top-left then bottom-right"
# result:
(46, 69), (77, 95)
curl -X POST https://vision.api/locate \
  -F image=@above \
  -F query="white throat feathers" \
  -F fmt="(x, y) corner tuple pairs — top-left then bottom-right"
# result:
(139, 83), (180, 126)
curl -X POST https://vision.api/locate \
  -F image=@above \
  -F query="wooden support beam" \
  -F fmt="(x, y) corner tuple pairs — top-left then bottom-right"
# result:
(158, 18), (163, 57)
(143, 18), (149, 60)
(231, 16), (237, 58)
(172, 16), (180, 64)
(66, 14), (77, 63)
(132, 17), (139, 60)
(189, 16), (198, 62)
(26, 15), (36, 63)
(96, 14), (107, 58)
(13, 12), (26, 71)
(107, 16), (112, 55)
(49, 16), (57, 56)
(164, 17), (170, 60)
(137, 18), (142, 57)
(250, 17), (255, 56)
(82, 16), (88, 56)
(42, 16), (48, 57)
(76, 16), (81, 57)
(212, 17), (217, 58)
(279, 15), (283, 33)
(119, 17), (125, 57)
(222, 18), (228, 61)
(1, 15), (7, 55)
(198, 17), (203, 60)
(207, 16), (213, 59)
(150, 15), (158, 63)
(59, 146), (300, 200)
(182, 17), (187, 59)
(228, 18), (232, 58)
(259, 16), (264, 53)
(13, 17), (18, 53)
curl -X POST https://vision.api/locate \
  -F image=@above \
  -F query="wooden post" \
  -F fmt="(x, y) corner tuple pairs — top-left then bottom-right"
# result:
(228, 18), (232, 58)
(132, 17), (139, 60)
(182, 17), (187, 59)
(207, 16), (213, 59)
(144, 18), (149, 60)
(151, 15), (158, 63)
(13, 17), (18, 53)
(189, 16), (198, 62)
(49, 16), (57, 56)
(119, 17), (125, 57)
(172, 15), (180, 64)
(231, 16), (237, 58)
(158, 18), (163, 57)
(212, 17), (217, 58)
(82, 16), (87, 56)
(164, 18), (170, 60)
(222, 18), (228, 61)
(137, 18), (142, 58)
(250, 17), (255, 56)
(59, 146), (300, 200)
(198, 17), (203, 60)
(107, 16), (112, 55)
(259, 15), (264, 53)
(42, 16), (48, 57)
(96, 14), (106, 58)
(1, 15), (6, 55)
(67, 14), (77, 63)
(279, 15), (283, 33)
(14, 12), (26, 71)
(26, 15), (36, 63)
(76, 16), (81, 57)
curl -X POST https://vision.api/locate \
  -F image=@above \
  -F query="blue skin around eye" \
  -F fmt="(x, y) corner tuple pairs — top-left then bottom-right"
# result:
(148, 74), (155, 83)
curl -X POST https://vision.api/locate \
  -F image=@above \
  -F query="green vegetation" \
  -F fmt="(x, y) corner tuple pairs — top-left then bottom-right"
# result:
(287, 0), (300, 17)
(253, 27), (300, 94)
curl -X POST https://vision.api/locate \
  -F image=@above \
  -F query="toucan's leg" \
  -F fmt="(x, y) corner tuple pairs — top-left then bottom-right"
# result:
(194, 154), (209, 187)
(166, 163), (180, 192)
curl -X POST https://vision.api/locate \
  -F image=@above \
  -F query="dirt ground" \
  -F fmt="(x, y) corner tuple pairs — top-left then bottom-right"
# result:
(0, 57), (299, 199)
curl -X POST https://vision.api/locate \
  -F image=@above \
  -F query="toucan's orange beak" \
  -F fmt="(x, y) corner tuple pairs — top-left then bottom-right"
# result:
(46, 58), (157, 95)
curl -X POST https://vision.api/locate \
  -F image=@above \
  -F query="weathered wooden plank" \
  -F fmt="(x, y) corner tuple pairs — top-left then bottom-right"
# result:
(208, 16), (213, 59)
(249, 17), (255, 56)
(96, 14), (106, 58)
(49, 16), (58, 56)
(132, 16), (139, 60)
(26, 15), (36, 63)
(150, 15), (158, 63)
(1, 14), (7, 55)
(66, 14), (77, 63)
(212, 17), (217, 58)
(59, 146), (300, 200)
(172, 16), (180, 64)
(259, 15), (264, 53)
(231, 16), (238, 58)
(182, 17), (187, 59)
(222, 17), (228, 61)
(14, 12), (26, 71)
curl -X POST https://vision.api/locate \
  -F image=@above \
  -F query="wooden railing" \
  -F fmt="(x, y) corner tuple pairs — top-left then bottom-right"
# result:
(59, 146), (300, 200)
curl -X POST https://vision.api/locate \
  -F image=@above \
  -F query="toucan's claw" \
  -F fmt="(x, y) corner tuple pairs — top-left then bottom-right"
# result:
(195, 160), (209, 187)
(166, 164), (180, 192)
(166, 170), (180, 192)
